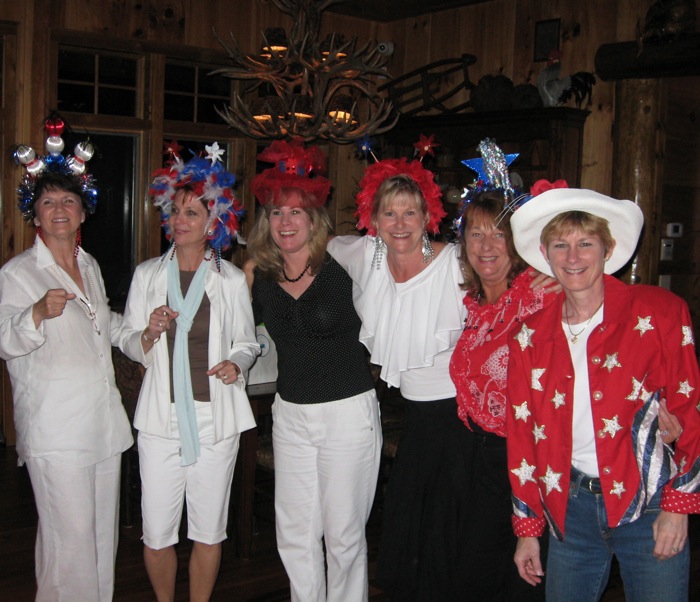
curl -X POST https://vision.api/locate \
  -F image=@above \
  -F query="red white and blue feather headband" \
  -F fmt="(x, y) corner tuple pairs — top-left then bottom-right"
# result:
(149, 141), (245, 254)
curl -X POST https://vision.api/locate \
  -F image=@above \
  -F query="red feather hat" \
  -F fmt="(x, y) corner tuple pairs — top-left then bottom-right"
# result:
(355, 158), (445, 236)
(251, 139), (331, 208)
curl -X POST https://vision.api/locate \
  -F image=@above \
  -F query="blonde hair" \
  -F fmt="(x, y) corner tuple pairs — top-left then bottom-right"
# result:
(246, 188), (332, 281)
(541, 211), (614, 254)
(458, 191), (526, 296)
(371, 175), (427, 228)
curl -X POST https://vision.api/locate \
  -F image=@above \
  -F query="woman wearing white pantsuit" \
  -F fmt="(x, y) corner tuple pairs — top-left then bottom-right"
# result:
(0, 123), (132, 601)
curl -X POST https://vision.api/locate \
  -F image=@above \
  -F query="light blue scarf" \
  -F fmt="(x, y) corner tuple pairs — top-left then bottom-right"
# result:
(167, 254), (208, 466)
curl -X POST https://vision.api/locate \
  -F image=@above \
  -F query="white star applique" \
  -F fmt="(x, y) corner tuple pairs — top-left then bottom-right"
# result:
(531, 368), (546, 391)
(640, 388), (653, 403)
(681, 325), (695, 347)
(550, 390), (566, 409)
(602, 415), (623, 438)
(678, 380), (695, 398)
(513, 401), (531, 422)
(515, 324), (536, 351)
(602, 353), (622, 372)
(610, 481), (626, 498)
(532, 422), (547, 444)
(634, 316), (654, 337)
(539, 465), (563, 495)
(625, 377), (644, 401)
(511, 459), (537, 486)
(205, 141), (224, 164)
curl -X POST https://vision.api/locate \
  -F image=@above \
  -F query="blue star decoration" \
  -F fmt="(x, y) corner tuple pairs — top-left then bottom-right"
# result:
(462, 153), (519, 183)
(354, 135), (375, 160)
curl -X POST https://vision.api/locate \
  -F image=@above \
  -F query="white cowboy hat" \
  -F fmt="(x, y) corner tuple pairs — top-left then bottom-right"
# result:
(510, 188), (644, 277)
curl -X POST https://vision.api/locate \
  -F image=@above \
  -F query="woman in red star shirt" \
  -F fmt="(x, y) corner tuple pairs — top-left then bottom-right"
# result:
(507, 185), (700, 601)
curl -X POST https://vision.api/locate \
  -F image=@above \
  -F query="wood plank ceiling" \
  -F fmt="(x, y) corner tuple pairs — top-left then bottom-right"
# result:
(327, 0), (490, 22)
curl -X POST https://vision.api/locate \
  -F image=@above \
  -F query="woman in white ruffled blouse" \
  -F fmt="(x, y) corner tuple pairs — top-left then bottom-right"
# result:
(327, 158), (471, 601)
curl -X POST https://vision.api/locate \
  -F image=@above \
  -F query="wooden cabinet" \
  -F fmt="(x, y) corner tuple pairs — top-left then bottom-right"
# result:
(382, 107), (589, 238)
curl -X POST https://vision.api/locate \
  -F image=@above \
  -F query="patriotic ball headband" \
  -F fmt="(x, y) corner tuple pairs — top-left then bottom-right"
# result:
(15, 114), (97, 221)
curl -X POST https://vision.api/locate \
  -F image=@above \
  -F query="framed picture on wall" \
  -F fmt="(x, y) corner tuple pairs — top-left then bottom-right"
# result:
(534, 19), (561, 62)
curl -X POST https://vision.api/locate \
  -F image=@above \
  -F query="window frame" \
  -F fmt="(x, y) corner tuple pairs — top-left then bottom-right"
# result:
(47, 30), (252, 268)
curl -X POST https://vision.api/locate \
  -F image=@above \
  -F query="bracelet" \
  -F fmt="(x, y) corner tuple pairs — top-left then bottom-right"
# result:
(142, 331), (160, 344)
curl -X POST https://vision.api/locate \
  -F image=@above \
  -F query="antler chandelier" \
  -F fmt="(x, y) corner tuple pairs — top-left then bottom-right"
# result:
(213, 0), (397, 143)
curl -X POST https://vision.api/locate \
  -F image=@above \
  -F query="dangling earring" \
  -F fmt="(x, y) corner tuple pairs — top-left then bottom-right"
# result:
(422, 232), (434, 263)
(36, 225), (45, 243)
(168, 241), (177, 260)
(74, 227), (82, 258)
(371, 235), (386, 270)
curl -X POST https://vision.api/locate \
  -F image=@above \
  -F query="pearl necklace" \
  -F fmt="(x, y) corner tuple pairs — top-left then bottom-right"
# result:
(282, 263), (310, 283)
(565, 300), (603, 344)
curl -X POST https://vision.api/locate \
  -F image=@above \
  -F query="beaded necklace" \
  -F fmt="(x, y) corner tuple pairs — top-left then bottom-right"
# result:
(48, 264), (101, 335)
(282, 263), (310, 283)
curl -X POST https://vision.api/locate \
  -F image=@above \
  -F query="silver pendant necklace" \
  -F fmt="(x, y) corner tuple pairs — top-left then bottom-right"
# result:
(565, 300), (603, 344)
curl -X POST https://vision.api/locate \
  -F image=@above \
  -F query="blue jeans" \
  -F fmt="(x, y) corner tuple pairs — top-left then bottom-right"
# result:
(546, 468), (689, 602)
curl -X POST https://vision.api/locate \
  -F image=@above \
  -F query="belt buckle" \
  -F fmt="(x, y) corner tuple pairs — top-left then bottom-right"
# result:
(586, 477), (600, 493)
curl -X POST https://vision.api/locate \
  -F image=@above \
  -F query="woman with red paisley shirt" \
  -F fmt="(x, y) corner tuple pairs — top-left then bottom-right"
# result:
(449, 187), (556, 601)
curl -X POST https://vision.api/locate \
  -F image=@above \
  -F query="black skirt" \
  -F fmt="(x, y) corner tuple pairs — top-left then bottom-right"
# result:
(376, 397), (475, 601)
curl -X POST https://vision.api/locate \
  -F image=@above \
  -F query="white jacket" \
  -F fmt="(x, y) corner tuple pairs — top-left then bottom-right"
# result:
(119, 255), (259, 442)
(0, 237), (132, 466)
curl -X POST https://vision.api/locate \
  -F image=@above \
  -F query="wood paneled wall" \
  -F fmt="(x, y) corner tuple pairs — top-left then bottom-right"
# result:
(1, 0), (689, 237)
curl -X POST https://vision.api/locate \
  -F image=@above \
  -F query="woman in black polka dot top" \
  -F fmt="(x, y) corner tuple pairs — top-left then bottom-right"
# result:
(245, 140), (382, 602)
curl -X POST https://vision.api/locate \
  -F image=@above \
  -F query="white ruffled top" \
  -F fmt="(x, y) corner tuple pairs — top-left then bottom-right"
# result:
(328, 235), (467, 400)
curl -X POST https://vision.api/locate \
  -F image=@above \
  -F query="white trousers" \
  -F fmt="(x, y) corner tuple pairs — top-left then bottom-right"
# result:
(138, 401), (240, 548)
(273, 389), (382, 602)
(25, 453), (121, 602)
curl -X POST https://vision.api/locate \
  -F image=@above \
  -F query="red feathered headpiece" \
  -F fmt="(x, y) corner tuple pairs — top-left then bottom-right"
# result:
(251, 139), (331, 208)
(355, 158), (445, 236)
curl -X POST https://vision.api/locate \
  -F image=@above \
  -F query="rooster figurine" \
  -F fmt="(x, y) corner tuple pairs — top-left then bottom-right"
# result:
(537, 49), (596, 108)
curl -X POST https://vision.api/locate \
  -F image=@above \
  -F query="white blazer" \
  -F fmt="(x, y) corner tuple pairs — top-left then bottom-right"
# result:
(119, 255), (259, 442)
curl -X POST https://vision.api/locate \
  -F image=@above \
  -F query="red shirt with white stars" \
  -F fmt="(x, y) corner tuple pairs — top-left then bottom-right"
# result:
(506, 275), (700, 540)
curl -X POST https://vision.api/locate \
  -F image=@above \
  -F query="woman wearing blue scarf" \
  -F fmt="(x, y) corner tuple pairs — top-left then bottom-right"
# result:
(119, 143), (259, 601)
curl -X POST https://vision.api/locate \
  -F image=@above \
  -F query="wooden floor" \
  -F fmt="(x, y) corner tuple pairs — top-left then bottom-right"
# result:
(0, 444), (698, 601)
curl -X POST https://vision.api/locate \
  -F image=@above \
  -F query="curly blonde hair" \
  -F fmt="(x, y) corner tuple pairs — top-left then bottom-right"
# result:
(246, 187), (332, 281)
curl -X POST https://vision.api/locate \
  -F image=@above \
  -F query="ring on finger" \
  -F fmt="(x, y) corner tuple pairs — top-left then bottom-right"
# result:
(157, 322), (163, 328)
(661, 429), (669, 436)
(672, 546), (680, 553)
(222, 374), (228, 380)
